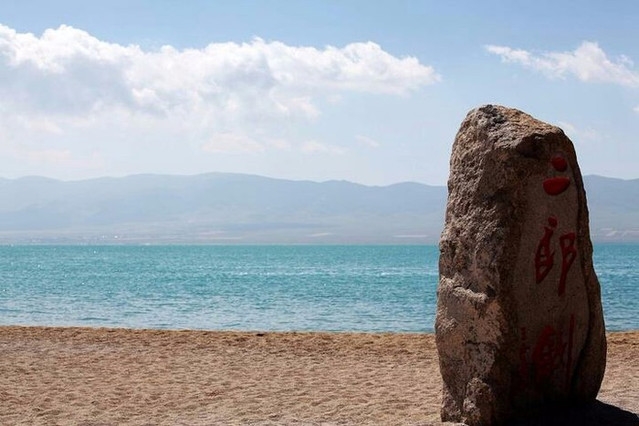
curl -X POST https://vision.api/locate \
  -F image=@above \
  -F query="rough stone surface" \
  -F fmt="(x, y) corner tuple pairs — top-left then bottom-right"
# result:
(435, 105), (607, 425)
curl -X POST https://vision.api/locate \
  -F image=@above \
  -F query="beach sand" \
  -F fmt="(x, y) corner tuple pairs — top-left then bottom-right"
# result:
(0, 327), (637, 425)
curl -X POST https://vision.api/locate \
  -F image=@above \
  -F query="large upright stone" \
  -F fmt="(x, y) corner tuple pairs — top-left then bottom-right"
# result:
(435, 105), (606, 425)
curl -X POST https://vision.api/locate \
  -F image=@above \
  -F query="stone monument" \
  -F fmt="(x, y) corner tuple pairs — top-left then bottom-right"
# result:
(435, 105), (606, 425)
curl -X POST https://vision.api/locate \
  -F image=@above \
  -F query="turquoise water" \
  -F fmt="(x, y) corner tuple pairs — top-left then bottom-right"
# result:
(0, 245), (636, 332)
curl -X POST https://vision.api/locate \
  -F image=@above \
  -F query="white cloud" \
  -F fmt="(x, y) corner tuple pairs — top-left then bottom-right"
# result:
(11, 146), (105, 171)
(557, 121), (600, 141)
(0, 24), (438, 116)
(356, 135), (381, 148)
(201, 133), (265, 154)
(557, 121), (577, 135)
(486, 42), (639, 87)
(21, 148), (72, 164)
(0, 24), (439, 165)
(634, 106), (639, 114)
(266, 139), (292, 150)
(301, 141), (346, 155)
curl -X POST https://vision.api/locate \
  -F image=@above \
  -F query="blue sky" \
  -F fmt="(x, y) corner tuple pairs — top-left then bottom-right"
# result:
(1, 1), (637, 185)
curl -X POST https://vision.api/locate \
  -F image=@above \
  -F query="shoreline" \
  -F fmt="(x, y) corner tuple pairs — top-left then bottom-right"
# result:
(3, 324), (639, 333)
(1, 326), (637, 425)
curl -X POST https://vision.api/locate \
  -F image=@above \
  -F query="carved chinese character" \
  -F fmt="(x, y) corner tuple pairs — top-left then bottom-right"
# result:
(531, 325), (566, 384)
(558, 233), (577, 296)
(543, 154), (571, 196)
(518, 314), (576, 391)
(534, 217), (577, 296)
(535, 217), (556, 283)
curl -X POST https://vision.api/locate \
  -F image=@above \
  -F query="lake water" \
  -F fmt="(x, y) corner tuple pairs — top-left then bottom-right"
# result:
(0, 245), (637, 332)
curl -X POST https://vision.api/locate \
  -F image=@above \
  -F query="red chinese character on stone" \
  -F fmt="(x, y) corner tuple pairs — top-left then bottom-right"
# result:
(519, 315), (576, 391)
(534, 217), (577, 296)
(531, 324), (566, 385)
(558, 232), (577, 296)
(551, 155), (568, 172)
(535, 217), (556, 283)
(543, 154), (571, 196)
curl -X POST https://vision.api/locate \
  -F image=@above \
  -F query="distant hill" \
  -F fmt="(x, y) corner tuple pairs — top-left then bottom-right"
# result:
(581, 176), (639, 242)
(0, 173), (636, 243)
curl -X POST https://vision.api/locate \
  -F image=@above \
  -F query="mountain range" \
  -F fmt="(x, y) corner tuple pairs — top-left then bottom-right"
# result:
(0, 173), (637, 244)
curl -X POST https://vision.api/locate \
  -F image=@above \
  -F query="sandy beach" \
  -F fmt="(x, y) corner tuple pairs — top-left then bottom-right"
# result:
(0, 327), (637, 425)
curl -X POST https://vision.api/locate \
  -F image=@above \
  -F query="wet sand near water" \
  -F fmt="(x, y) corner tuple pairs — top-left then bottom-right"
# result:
(0, 327), (637, 425)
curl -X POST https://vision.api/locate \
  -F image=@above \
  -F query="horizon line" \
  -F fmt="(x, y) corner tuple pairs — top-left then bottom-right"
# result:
(2, 171), (637, 187)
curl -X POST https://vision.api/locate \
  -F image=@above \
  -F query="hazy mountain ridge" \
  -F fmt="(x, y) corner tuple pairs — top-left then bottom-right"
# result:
(0, 173), (636, 243)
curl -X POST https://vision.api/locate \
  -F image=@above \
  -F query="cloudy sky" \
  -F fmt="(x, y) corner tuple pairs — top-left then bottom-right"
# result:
(1, 0), (637, 185)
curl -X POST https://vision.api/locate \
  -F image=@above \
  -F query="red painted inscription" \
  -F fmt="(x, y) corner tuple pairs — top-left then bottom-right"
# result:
(558, 233), (577, 296)
(534, 217), (556, 283)
(534, 218), (577, 296)
(543, 176), (570, 195)
(519, 315), (576, 390)
(531, 325), (566, 384)
(551, 155), (568, 172)
(543, 153), (571, 196)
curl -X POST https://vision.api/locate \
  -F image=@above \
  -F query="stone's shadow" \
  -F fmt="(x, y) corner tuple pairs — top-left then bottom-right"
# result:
(511, 400), (638, 425)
